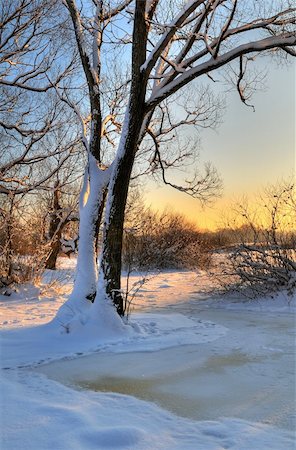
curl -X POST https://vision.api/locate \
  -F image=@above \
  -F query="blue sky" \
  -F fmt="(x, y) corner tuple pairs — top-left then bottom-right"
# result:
(144, 59), (295, 230)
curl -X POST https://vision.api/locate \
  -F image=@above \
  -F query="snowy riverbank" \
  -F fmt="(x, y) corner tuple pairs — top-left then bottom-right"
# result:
(1, 258), (295, 449)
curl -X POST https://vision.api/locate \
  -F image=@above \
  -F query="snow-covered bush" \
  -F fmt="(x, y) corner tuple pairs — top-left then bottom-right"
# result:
(218, 181), (296, 297)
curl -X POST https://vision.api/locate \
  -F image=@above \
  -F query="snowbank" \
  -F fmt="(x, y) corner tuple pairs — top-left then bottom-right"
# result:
(1, 371), (294, 450)
(0, 311), (227, 368)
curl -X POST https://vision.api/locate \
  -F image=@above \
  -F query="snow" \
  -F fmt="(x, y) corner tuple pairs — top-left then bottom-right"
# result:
(141, 0), (200, 73)
(2, 372), (293, 450)
(66, 156), (111, 315)
(0, 303), (227, 368)
(103, 104), (130, 228)
(1, 257), (295, 449)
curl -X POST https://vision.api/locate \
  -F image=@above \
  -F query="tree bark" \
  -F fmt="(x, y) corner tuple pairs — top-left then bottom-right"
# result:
(45, 237), (61, 270)
(100, 122), (144, 315)
(45, 183), (63, 270)
(100, 0), (148, 316)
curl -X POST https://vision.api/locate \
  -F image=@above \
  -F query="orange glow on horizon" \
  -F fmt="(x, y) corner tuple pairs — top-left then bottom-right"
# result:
(145, 185), (296, 233)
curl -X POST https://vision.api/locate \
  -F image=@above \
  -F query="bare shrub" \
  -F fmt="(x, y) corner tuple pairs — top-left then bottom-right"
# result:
(217, 181), (296, 297)
(121, 197), (212, 315)
(0, 195), (45, 290)
(123, 205), (211, 273)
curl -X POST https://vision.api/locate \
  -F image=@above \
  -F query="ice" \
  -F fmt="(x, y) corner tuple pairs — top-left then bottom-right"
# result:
(35, 309), (295, 431)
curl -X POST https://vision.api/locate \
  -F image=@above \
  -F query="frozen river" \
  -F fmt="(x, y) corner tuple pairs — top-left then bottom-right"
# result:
(36, 306), (295, 431)
(2, 266), (295, 449)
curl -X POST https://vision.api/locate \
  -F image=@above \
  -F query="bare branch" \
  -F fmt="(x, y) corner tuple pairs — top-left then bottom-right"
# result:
(147, 33), (296, 110)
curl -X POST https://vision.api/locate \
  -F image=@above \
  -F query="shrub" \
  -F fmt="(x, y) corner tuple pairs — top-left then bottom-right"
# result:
(217, 181), (296, 297)
(123, 208), (211, 272)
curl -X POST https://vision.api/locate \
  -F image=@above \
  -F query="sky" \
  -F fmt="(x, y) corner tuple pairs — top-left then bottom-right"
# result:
(144, 60), (295, 231)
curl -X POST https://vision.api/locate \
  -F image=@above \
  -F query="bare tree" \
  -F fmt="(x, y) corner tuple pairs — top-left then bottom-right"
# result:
(3, 1), (295, 326)
(56, 0), (295, 326)
(0, 0), (85, 283)
(0, 0), (80, 193)
(99, 0), (295, 316)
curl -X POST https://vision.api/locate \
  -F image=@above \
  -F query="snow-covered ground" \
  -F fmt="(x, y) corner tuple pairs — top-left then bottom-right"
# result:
(1, 256), (295, 449)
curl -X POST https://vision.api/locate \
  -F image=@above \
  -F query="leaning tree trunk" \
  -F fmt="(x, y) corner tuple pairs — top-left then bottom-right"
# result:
(44, 182), (63, 270)
(99, 0), (148, 316)
(45, 236), (61, 270)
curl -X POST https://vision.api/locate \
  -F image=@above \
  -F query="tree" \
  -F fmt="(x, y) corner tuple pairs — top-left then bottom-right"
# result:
(0, 0), (84, 283)
(57, 0), (295, 325)
(3, 1), (295, 326)
(43, 170), (80, 271)
(0, 0), (77, 194)
(99, 0), (295, 316)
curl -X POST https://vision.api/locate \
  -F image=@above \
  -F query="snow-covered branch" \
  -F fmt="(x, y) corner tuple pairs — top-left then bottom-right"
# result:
(146, 33), (296, 110)
(142, 0), (205, 76)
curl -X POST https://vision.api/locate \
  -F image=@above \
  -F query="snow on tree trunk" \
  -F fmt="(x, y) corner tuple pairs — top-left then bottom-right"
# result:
(55, 156), (109, 325)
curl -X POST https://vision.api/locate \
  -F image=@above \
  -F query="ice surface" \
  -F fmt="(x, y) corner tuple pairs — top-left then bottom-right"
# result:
(36, 309), (295, 432)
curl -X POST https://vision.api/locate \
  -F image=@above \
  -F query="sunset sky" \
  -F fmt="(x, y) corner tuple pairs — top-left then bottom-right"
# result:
(145, 60), (295, 231)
